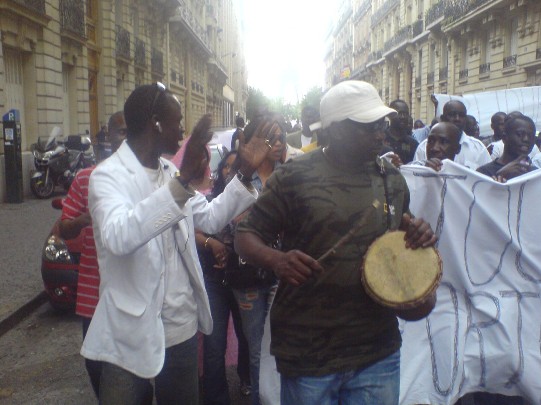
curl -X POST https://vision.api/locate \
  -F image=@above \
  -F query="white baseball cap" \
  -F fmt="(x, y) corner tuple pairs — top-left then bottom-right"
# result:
(320, 80), (397, 129)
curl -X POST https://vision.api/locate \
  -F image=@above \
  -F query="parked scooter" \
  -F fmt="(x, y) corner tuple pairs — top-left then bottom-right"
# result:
(30, 127), (95, 199)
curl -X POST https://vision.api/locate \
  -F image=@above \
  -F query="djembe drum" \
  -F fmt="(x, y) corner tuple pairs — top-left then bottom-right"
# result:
(361, 231), (442, 321)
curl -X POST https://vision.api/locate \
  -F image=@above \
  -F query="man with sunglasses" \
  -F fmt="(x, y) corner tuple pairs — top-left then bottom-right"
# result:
(81, 83), (272, 404)
(235, 80), (437, 405)
(413, 100), (491, 170)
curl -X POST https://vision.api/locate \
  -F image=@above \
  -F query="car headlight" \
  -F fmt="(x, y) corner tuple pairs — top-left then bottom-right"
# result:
(43, 235), (73, 263)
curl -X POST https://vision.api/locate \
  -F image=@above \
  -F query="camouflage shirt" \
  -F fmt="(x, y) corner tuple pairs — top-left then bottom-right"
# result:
(237, 149), (410, 377)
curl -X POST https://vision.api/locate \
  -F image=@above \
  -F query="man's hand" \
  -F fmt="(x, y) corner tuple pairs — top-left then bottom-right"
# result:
(235, 118), (280, 178)
(272, 250), (324, 286)
(495, 155), (532, 181)
(178, 114), (213, 184)
(208, 238), (230, 269)
(400, 213), (437, 249)
(425, 158), (443, 172)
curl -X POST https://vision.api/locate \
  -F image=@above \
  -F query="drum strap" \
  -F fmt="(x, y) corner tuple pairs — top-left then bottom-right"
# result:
(378, 158), (393, 230)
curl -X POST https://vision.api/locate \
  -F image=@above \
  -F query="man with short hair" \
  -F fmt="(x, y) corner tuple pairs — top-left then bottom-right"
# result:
(81, 83), (270, 404)
(489, 111), (540, 160)
(482, 111), (506, 147)
(235, 80), (437, 405)
(384, 99), (418, 164)
(464, 115), (480, 139)
(286, 106), (320, 149)
(59, 111), (128, 399)
(415, 122), (462, 172)
(413, 100), (491, 170)
(478, 114), (538, 181)
(230, 115), (245, 151)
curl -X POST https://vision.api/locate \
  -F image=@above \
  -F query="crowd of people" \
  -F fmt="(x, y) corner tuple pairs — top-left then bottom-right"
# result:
(57, 79), (540, 405)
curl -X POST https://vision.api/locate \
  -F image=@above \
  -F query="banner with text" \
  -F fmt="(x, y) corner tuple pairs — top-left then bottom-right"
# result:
(399, 161), (541, 404)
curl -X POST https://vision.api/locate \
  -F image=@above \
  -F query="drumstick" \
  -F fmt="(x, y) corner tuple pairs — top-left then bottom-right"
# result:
(317, 199), (381, 263)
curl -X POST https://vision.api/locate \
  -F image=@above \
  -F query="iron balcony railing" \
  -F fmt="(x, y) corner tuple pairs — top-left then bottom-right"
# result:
(13, 0), (45, 14)
(459, 68), (469, 80)
(503, 54), (517, 69)
(425, 1), (445, 26)
(445, 0), (492, 25)
(384, 25), (413, 52)
(439, 66), (448, 81)
(151, 48), (164, 74)
(115, 25), (130, 59)
(371, 0), (399, 27)
(479, 63), (490, 74)
(353, 0), (371, 22)
(135, 38), (146, 66)
(177, 0), (210, 51)
(60, 0), (85, 38)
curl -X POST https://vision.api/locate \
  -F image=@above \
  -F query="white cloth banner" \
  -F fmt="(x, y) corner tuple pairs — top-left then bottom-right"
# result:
(400, 161), (541, 404)
(432, 87), (541, 138)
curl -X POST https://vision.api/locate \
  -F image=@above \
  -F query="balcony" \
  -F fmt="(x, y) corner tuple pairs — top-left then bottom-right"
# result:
(384, 25), (413, 53)
(426, 1), (444, 27)
(445, 0), (493, 25)
(60, 0), (85, 38)
(12, 0), (45, 14)
(427, 72), (434, 85)
(503, 54), (517, 69)
(479, 63), (490, 75)
(135, 38), (146, 66)
(459, 69), (469, 80)
(371, 0), (399, 27)
(151, 48), (164, 74)
(439, 66), (448, 81)
(170, 1), (211, 54)
(115, 25), (130, 60)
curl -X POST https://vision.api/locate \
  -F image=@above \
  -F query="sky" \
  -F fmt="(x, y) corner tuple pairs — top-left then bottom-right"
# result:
(241, 0), (339, 104)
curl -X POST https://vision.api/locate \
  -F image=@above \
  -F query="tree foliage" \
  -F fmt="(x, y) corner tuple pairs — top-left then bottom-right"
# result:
(301, 86), (324, 111)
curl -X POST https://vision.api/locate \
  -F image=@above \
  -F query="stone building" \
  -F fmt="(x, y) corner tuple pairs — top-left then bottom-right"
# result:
(325, 0), (541, 122)
(0, 0), (247, 200)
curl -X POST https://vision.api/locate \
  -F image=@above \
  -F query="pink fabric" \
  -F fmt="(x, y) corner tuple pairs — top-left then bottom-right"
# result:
(172, 136), (212, 195)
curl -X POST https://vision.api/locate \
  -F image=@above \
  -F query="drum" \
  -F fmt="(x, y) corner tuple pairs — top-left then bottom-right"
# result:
(361, 231), (442, 321)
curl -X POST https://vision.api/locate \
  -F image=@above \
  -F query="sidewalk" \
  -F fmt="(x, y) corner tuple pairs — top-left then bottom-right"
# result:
(0, 196), (60, 331)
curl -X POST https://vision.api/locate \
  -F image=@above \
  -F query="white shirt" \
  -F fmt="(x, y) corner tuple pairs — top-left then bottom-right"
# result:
(489, 140), (540, 160)
(414, 132), (491, 170)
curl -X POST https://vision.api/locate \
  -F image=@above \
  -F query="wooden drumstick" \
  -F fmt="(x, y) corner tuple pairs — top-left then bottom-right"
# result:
(317, 199), (381, 263)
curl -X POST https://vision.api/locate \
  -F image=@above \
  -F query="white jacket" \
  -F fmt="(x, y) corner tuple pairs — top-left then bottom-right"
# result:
(81, 141), (257, 378)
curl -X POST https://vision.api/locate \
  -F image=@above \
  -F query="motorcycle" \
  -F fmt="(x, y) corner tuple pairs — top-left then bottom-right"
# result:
(30, 127), (95, 199)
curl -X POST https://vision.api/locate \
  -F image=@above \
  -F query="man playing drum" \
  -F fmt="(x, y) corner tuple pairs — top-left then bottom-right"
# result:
(235, 80), (437, 405)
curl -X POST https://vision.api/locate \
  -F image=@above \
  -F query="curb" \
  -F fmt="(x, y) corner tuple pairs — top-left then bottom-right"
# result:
(0, 291), (47, 338)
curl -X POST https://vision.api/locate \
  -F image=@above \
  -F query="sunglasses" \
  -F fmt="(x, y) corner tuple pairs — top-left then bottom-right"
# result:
(150, 82), (167, 117)
(351, 118), (389, 133)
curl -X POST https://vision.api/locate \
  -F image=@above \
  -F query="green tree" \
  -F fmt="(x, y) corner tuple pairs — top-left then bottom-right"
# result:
(245, 87), (269, 122)
(300, 86), (324, 111)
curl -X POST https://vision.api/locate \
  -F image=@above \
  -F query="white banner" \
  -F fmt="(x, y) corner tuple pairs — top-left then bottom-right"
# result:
(400, 161), (541, 404)
(432, 87), (541, 138)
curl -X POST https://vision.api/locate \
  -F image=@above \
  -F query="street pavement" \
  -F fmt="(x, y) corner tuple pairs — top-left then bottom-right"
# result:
(0, 195), (60, 329)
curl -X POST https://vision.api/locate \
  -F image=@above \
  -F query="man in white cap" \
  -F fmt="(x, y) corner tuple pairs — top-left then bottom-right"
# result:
(234, 80), (437, 405)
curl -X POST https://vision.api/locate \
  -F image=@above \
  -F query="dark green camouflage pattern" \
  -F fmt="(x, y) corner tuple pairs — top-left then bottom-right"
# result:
(237, 149), (410, 377)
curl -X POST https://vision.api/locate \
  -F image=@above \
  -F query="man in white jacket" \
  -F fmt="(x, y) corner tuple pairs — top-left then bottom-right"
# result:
(81, 83), (272, 404)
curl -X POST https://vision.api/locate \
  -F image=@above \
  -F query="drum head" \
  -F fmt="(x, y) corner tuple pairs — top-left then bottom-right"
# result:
(362, 231), (442, 309)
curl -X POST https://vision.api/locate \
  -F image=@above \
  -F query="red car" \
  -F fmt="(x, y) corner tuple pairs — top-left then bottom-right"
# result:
(40, 198), (81, 311)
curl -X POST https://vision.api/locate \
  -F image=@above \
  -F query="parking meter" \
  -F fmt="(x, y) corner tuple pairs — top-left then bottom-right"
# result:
(2, 109), (23, 203)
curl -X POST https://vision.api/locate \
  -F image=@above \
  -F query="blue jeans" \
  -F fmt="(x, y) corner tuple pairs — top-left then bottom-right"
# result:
(233, 285), (275, 405)
(280, 350), (400, 405)
(203, 272), (250, 405)
(99, 334), (197, 405)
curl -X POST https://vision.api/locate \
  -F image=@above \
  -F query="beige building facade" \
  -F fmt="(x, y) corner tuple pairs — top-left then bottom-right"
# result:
(0, 0), (247, 200)
(325, 0), (541, 122)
